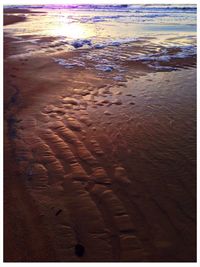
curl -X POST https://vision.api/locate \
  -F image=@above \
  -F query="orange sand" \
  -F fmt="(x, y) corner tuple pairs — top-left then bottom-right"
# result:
(4, 13), (196, 262)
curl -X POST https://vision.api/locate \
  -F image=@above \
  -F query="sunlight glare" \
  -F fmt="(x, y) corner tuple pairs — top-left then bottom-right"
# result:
(50, 16), (91, 39)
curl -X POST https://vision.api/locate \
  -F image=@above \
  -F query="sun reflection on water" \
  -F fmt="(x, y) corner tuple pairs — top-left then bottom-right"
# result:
(47, 15), (94, 39)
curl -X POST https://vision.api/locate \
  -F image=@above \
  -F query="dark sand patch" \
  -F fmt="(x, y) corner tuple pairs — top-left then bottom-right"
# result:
(4, 8), (45, 14)
(4, 14), (26, 25)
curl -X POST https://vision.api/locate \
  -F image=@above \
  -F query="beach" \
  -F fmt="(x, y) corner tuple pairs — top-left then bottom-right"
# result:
(4, 5), (196, 262)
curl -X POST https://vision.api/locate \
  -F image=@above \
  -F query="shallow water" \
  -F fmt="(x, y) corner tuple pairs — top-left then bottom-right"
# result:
(4, 5), (196, 38)
(4, 5), (196, 59)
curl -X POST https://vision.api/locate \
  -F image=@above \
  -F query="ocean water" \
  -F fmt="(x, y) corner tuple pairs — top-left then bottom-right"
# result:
(3, 4), (197, 79)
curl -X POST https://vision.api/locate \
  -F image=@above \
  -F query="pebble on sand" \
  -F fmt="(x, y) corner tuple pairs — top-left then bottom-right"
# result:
(114, 166), (131, 184)
(101, 99), (110, 104)
(62, 97), (79, 105)
(75, 244), (85, 257)
(104, 110), (112, 115)
(126, 93), (133, 96)
(111, 99), (122, 105)
(115, 91), (122, 95)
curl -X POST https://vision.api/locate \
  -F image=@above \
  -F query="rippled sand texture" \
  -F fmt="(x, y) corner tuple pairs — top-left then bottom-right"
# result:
(4, 5), (196, 262)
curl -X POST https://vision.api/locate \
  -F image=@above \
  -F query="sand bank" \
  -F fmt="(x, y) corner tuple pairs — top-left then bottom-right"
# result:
(4, 15), (26, 26)
(4, 8), (45, 13)
(4, 7), (46, 25)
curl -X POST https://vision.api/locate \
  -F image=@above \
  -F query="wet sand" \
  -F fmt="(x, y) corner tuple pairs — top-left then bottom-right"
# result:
(4, 8), (45, 26)
(4, 15), (26, 26)
(4, 11), (196, 262)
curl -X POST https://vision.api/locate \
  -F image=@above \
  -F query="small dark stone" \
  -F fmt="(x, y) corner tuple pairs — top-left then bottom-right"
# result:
(55, 209), (62, 216)
(75, 244), (85, 257)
